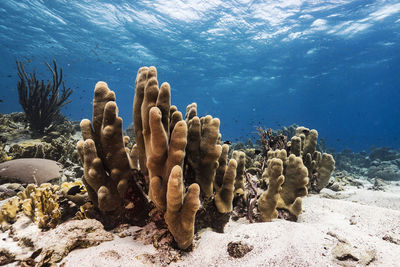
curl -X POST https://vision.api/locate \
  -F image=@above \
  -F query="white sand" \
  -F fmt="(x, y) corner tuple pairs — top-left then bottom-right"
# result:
(2, 184), (400, 267)
(60, 185), (400, 267)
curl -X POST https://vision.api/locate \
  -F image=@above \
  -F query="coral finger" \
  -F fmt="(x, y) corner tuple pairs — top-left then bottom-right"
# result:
(170, 110), (183, 133)
(83, 139), (98, 165)
(93, 82), (115, 136)
(149, 175), (164, 210)
(166, 121), (187, 177)
(136, 67), (149, 84)
(166, 165), (184, 213)
(222, 159), (237, 191)
(102, 101), (117, 127)
(76, 140), (85, 162)
(215, 159), (237, 213)
(149, 107), (168, 157)
(181, 183), (200, 221)
(80, 119), (94, 141)
(156, 82), (171, 133)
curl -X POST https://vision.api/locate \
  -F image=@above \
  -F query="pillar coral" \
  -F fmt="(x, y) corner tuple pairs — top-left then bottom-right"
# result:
(78, 66), (240, 249)
(258, 158), (284, 222)
(132, 67), (201, 249)
(258, 149), (309, 221)
(77, 82), (144, 213)
(290, 127), (335, 193)
(184, 103), (237, 214)
(232, 150), (246, 197)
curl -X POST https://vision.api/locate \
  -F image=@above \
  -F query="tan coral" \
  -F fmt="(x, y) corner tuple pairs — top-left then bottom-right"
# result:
(215, 144), (229, 189)
(147, 107), (187, 211)
(296, 127), (318, 157)
(31, 183), (61, 228)
(77, 82), (133, 212)
(214, 159), (237, 213)
(132, 67), (200, 249)
(258, 149), (308, 221)
(279, 152), (308, 204)
(315, 153), (335, 192)
(210, 144), (239, 213)
(164, 166), (200, 249)
(0, 183), (62, 229)
(186, 115), (222, 198)
(276, 152), (308, 218)
(185, 103), (197, 123)
(232, 150), (246, 197)
(0, 197), (19, 228)
(132, 66), (186, 211)
(289, 126), (335, 193)
(258, 158), (284, 222)
(184, 106), (237, 215)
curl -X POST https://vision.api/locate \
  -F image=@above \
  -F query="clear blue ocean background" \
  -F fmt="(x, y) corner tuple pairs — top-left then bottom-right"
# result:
(0, 0), (399, 152)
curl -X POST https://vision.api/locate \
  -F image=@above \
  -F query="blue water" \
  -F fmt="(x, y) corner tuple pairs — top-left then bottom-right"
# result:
(0, 0), (399, 152)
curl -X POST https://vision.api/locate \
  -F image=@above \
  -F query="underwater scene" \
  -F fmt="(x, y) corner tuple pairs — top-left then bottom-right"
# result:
(0, 0), (399, 266)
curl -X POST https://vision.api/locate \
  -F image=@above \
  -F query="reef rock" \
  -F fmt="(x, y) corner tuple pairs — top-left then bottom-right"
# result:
(334, 149), (370, 175)
(0, 158), (63, 185)
(369, 147), (399, 161)
(227, 241), (253, 258)
(0, 183), (25, 200)
(3, 217), (113, 265)
(0, 113), (30, 145)
(368, 160), (400, 181)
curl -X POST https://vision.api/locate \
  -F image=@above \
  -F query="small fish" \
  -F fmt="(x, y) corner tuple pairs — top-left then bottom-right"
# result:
(67, 185), (84, 195)
(0, 99), (3, 103)
(223, 140), (232, 145)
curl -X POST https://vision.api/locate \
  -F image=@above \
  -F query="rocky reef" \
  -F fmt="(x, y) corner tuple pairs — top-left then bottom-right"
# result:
(334, 147), (400, 181)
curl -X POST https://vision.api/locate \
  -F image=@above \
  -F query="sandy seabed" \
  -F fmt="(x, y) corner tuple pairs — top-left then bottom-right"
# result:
(2, 182), (400, 267)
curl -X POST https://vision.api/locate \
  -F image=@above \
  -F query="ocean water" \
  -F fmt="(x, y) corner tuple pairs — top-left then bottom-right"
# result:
(0, 0), (399, 152)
